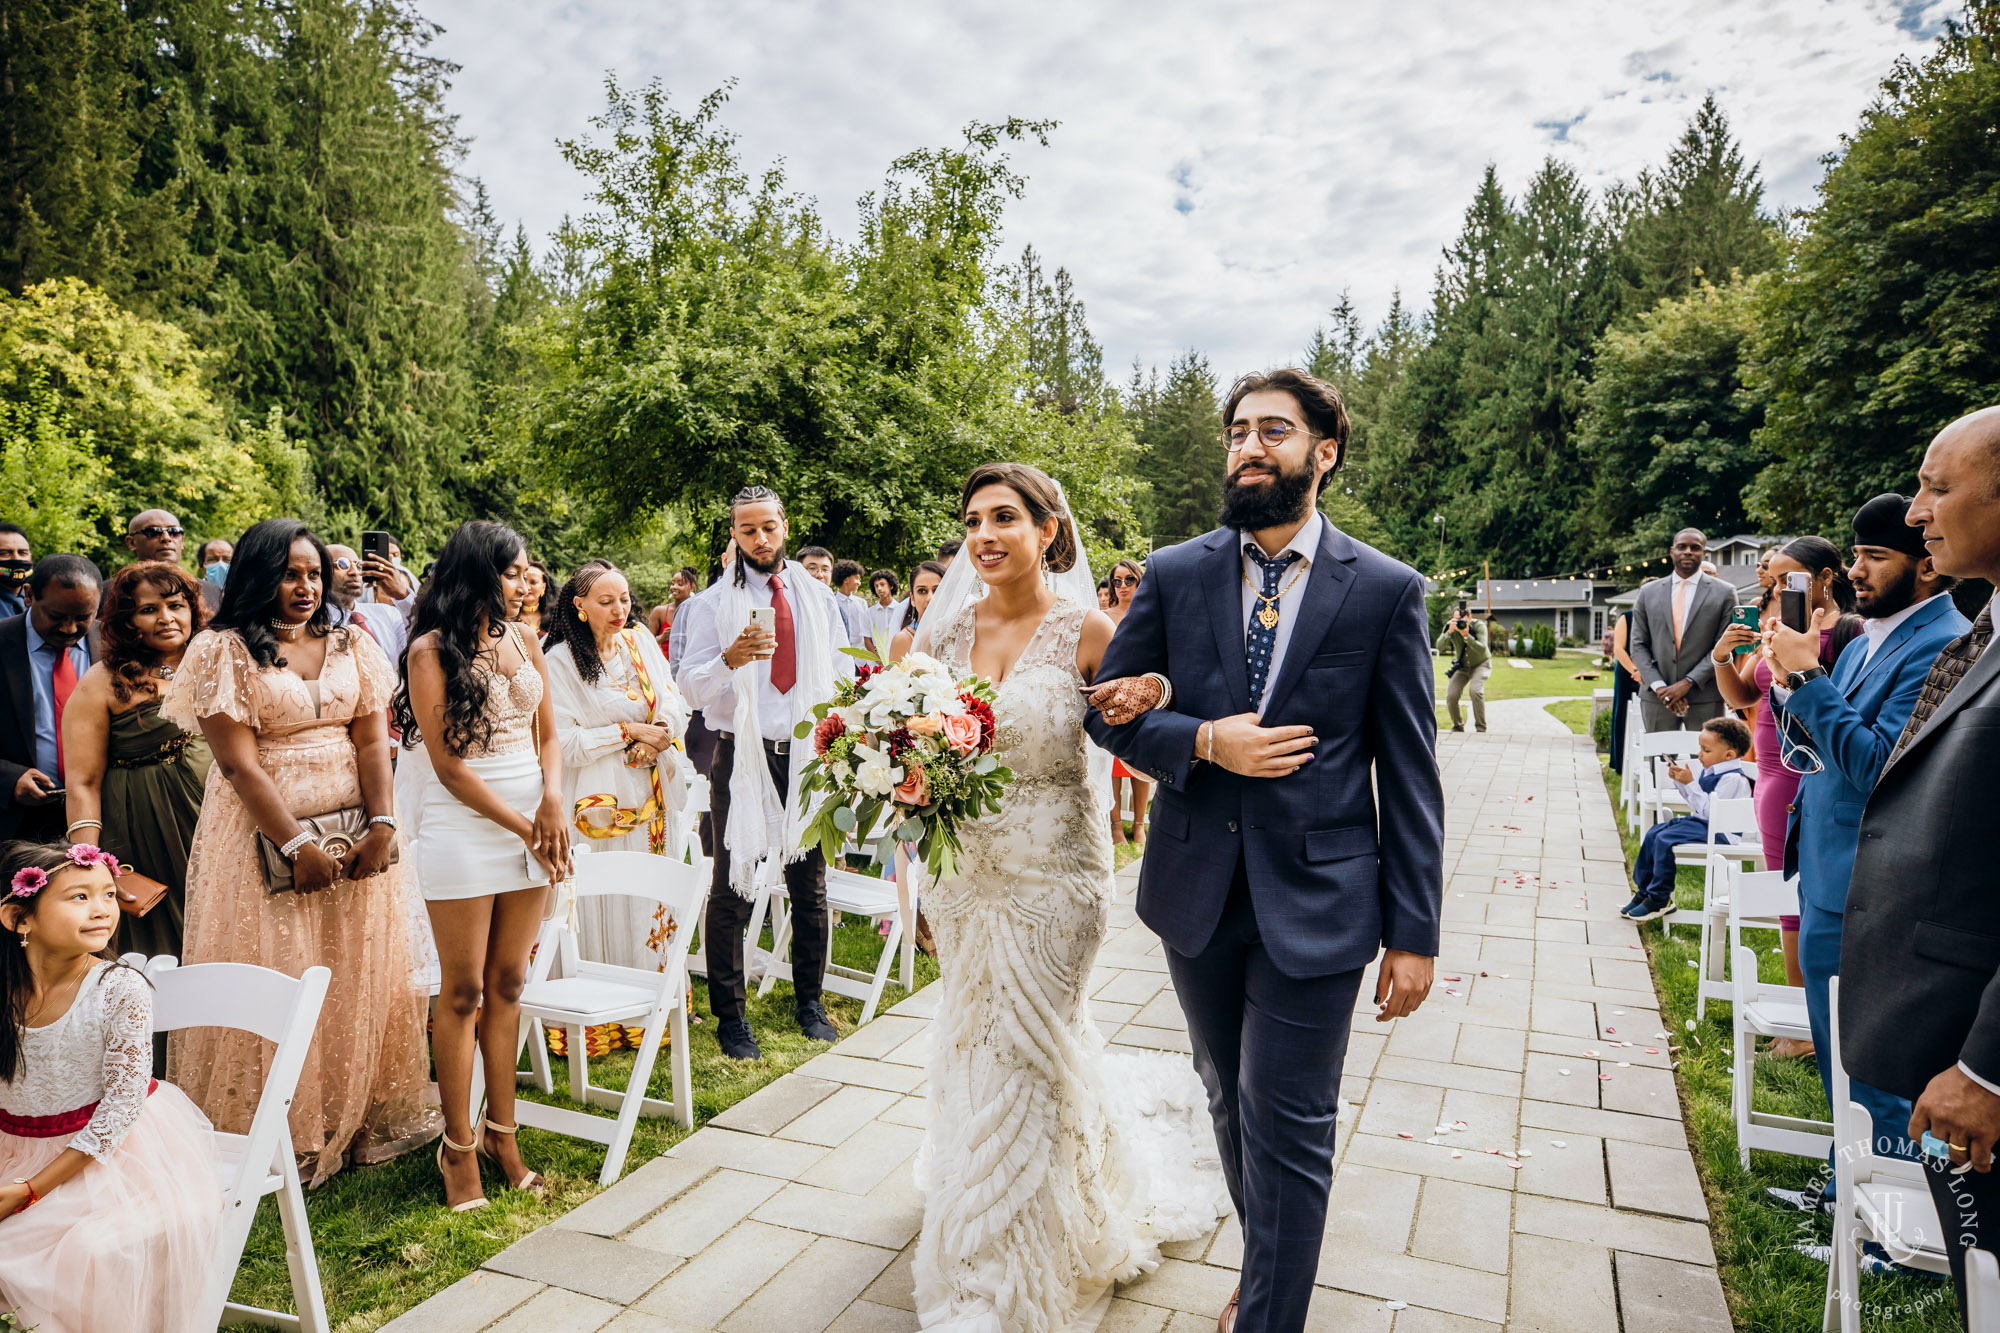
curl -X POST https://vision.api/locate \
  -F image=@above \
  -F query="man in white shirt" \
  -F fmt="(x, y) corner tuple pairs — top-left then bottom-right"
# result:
(860, 569), (904, 659)
(677, 488), (854, 1059)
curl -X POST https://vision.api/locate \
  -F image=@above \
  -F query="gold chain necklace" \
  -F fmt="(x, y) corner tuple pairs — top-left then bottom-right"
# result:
(1242, 559), (1309, 630)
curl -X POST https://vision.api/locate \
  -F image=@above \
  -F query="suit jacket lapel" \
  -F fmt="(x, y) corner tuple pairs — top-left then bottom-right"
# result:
(1258, 522), (1358, 719)
(1883, 627), (2000, 779)
(1201, 531), (1252, 716)
(1845, 597), (1950, 698)
(0, 620), (36, 762)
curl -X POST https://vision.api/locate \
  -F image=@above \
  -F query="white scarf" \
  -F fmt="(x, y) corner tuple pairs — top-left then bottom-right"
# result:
(716, 563), (837, 898)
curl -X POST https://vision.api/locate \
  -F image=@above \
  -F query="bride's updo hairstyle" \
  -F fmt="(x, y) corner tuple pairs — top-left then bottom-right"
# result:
(959, 462), (1078, 574)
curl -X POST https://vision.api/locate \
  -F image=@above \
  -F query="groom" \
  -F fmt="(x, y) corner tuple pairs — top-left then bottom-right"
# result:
(1087, 368), (1444, 1333)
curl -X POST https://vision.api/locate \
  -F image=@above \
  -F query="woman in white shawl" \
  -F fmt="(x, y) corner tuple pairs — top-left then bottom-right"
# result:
(543, 562), (691, 981)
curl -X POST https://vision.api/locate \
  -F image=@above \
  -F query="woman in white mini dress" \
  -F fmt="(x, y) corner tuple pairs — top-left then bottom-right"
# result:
(394, 521), (571, 1212)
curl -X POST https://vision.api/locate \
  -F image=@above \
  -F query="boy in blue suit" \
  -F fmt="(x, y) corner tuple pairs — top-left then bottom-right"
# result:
(1766, 493), (1969, 1197)
(1622, 716), (1754, 921)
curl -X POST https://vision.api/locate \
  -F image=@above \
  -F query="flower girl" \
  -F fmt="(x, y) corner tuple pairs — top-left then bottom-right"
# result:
(0, 841), (222, 1333)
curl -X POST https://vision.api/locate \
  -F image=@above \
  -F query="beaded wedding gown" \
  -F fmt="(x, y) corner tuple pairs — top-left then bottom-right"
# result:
(914, 597), (1229, 1333)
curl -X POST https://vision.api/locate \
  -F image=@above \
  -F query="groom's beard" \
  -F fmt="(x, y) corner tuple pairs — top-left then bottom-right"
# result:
(1219, 455), (1317, 532)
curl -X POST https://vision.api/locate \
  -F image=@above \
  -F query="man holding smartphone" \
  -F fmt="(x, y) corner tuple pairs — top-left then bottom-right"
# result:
(677, 486), (855, 1059)
(1759, 494), (1967, 1212)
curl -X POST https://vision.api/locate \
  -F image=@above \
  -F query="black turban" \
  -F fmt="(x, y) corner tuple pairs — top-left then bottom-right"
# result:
(1851, 493), (1929, 560)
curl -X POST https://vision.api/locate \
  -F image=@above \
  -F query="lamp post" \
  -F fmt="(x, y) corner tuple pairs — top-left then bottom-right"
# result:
(1433, 512), (1445, 575)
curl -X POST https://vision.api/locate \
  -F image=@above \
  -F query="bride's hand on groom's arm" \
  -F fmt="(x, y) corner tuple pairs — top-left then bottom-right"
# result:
(1373, 950), (1434, 1022)
(1084, 675), (1164, 726)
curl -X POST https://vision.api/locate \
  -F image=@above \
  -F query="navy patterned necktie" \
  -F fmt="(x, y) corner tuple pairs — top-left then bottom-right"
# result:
(1244, 543), (1302, 712)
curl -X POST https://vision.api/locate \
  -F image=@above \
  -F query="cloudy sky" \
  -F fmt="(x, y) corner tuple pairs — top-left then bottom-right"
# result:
(422, 0), (1950, 378)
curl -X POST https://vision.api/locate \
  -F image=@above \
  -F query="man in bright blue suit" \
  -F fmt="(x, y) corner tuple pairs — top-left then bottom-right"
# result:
(1766, 493), (1969, 1197)
(1085, 369), (1442, 1333)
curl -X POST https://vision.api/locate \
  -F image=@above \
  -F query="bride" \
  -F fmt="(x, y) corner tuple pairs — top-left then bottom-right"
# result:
(893, 462), (1228, 1333)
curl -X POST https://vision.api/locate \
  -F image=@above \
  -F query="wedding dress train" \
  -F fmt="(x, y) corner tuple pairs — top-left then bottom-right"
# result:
(913, 597), (1229, 1333)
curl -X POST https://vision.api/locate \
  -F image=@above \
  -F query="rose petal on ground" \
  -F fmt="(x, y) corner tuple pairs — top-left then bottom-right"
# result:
(1387, 1302), (1408, 1312)
(1517, 1149), (1533, 1158)
(1443, 975), (1462, 981)
(1584, 1050), (1599, 1058)
(1558, 1068), (1571, 1076)
(1551, 1139), (1567, 1148)
(1397, 1131), (1414, 1139)
(1645, 1048), (1659, 1054)
(1598, 1074), (1614, 1081)
(1444, 988), (1460, 996)
(1508, 1160), (1524, 1170)
(1617, 1061), (1631, 1068)
(1605, 1027), (1616, 1033)
(1451, 1149), (1463, 1159)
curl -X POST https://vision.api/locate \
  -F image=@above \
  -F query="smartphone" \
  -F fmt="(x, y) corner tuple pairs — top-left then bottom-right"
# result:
(1780, 570), (1810, 634)
(747, 607), (776, 635)
(1729, 605), (1761, 655)
(360, 531), (392, 581)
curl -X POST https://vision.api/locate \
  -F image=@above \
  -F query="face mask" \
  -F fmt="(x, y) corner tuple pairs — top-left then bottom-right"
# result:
(0, 559), (28, 592)
(204, 562), (229, 589)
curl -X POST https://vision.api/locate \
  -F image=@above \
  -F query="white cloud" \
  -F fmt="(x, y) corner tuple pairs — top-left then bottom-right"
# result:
(423, 0), (1940, 378)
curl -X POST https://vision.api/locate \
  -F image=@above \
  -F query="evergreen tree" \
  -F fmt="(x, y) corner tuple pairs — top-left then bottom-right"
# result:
(1002, 245), (1110, 416)
(1611, 95), (1778, 314)
(1138, 351), (1223, 546)
(1578, 277), (1769, 561)
(1752, 4), (2000, 529)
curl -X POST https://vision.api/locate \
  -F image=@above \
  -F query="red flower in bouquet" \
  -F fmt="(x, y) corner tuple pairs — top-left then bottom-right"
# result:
(959, 694), (997, 752)
(812, 713), (846, 756)
(884, 726), (915, 760)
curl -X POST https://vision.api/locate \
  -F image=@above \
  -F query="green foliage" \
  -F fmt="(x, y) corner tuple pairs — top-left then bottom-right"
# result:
(0, 370), (108, 554)
(1129, 351), (1223, 547)
(0, 278), (313, 560)
(1607, 94), (1779, 316)
(1529, 623), (1558, 659)
(1368, 160), (1619, 576)
(512, 81), (1134, 575)
(1751, 4), (2000, 530)
(1579, 277), (1770, 562)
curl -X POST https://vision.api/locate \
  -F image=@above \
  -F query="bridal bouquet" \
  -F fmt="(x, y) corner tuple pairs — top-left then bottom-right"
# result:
(795, 647), (1010, 880)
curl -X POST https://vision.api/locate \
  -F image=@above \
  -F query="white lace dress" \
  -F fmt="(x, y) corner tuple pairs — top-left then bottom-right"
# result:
(914, 598), (1229, 1333)
(0, 961), (223, 1332)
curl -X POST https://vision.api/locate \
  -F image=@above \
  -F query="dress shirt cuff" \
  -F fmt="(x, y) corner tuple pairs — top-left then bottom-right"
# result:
(1959, 1061), (2000, 1099)
(1650, 681), (1668, 694)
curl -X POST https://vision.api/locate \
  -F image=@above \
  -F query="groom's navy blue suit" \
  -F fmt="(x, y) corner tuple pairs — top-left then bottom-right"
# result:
(1087, 519), (1443, 1333)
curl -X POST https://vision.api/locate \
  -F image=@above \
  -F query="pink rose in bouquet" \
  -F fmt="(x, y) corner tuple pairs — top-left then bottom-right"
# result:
(940, 711), (983, 756)
(892, 767), (930, 807)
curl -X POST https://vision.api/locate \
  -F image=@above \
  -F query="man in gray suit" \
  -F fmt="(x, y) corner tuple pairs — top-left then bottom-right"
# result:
(1627, 528), (1737, 731)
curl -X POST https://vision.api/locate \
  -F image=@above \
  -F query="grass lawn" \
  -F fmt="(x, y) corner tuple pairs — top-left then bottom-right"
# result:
(1544, 697), (1593, 736)
(1433, 647), (1606, 729)
(1604, 767), (1961, 1331)
(229, 895), (941, 1331)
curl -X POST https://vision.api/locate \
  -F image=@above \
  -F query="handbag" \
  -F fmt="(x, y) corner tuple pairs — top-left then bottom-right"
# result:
(256, 807), (400, 893)
(114, 870), (171, 917)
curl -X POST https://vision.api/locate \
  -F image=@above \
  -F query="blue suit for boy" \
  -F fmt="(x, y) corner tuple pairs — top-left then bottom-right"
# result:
(1771, 592), (1968, 1168)
(1629, 758), (1753, 905)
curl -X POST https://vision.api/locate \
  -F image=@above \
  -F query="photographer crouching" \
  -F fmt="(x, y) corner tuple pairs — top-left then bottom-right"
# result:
(1436, 602), (1491, 734)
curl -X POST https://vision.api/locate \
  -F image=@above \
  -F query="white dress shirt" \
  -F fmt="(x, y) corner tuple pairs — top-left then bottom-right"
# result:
(677, 561), (853, 741)
(1859, 591), (1951, 666)
(1648, 571), (1705, 693)
(1238, 509), (1324, 702)
(860, 598), (906, 657)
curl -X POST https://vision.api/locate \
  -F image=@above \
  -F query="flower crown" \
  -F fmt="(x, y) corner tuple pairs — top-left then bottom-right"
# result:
(9, 845), (125, 899)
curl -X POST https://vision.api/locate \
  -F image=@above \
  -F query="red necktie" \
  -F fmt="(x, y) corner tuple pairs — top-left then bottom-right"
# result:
(768, 574), (797, 694)
(52, 648), (77, 777)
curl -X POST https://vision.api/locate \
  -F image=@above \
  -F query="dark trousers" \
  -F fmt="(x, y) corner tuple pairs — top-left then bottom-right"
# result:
(1165, 863), (1366, 1333)
(704, 732), (827, 1024)
(1631, 815), (1715, 901)
(1799, 899), (1919, 1197)
(1922, 1150), (2000, 1329)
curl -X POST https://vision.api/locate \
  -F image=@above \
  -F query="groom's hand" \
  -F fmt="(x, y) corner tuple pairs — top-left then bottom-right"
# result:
(1373, 950), (1434, 1022)
(1207, 713), (1317, 778)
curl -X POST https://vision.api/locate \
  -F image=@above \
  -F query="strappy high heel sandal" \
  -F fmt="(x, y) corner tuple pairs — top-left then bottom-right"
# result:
(436, 1132), (488, 1212)
(478, 1118), (545, 1193)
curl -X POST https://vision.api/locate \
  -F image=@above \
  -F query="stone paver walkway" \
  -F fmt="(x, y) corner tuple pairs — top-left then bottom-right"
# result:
(386, 721), (1728, 1333)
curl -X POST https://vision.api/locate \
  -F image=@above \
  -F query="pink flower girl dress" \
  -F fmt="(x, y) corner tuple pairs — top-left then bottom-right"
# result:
(0, 960), (223, 1332)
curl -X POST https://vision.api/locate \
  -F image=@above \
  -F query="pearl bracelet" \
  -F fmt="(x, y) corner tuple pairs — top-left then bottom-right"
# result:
(279, 830), (316, 859)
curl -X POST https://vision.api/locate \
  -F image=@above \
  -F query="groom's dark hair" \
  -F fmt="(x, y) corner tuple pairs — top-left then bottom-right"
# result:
(1222, 368), (1351, 496)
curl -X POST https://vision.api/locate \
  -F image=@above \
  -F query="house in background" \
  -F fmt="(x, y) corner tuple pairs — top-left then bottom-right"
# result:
(1457, 578), (1599, 645)
(1705, 533), (1792, 600)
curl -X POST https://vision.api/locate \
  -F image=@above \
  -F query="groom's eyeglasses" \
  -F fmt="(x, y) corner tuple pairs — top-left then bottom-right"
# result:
(1223, 420), (1319, 451)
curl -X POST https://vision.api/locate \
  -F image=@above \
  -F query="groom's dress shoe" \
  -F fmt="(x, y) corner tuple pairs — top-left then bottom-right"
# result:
(1218, 1284), (1238, 1333)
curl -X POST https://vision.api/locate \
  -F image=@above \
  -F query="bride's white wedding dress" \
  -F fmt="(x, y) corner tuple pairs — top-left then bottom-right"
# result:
(913, 596), (1230, 1333)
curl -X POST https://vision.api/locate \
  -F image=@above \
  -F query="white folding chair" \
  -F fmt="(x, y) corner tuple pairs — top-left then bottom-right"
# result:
(1694, 840), (1781, 1019)
(1969, 1247), (2000, 1333)
(505, 849), (707, 1184)
(1632, 730), (1705, 830)
(1730, 931), (1831, 1168)
(1823, 976), (1952, 1332)
(147, 958), (332, 1333)
(757, 859), (917, 1025)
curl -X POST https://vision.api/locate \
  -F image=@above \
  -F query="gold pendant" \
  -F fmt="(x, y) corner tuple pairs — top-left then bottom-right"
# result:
(1258, 605), (1280, 630)
(627, 689), (642, 702)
